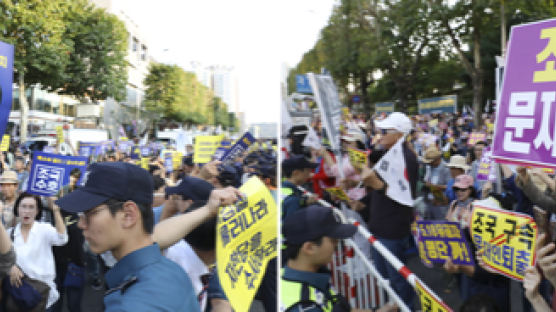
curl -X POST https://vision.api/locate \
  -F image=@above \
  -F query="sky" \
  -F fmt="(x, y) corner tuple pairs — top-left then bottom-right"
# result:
(115, 0), (337, 125)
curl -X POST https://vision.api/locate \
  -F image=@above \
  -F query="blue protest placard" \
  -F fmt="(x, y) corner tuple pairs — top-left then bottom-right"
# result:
(79, 142), (100, 157)
(0, 41), (14, 138)
(140, 147), (150, 157)
(220, 132), (256, 162)
(131, 145), (141, 160)
(164, 154), (173, 173)
(417, 220), (474, 266)
(26, 152), (88, 197)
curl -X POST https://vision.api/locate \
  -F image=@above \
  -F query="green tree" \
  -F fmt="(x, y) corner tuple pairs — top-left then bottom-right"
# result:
(0, 0), (71, 141)
(59, 0), (128, 102)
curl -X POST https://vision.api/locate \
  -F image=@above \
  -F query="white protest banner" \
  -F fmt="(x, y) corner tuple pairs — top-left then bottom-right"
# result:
(307, 73), (342, 152)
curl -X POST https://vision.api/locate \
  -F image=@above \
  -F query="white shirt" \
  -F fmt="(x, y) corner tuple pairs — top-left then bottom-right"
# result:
(165, 240), (210, 311)
(11, 222), (68, 308)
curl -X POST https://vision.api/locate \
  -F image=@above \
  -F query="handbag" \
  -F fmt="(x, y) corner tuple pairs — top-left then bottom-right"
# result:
(2, 274), (50, 312)
(63, 262), (85, 288)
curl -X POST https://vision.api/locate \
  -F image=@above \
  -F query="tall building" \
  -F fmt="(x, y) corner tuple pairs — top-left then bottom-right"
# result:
(188, 62), (240, 114)
(90, 0), (150, 111)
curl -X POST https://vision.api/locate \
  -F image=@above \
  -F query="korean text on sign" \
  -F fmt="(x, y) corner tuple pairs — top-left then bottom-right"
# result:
(415, 279), (453, 312)
(26, 152), (88, 197)
(194, 135), (223, 164)
(417, 221), (474, 267)
(216, 177), (277, 312)
(470, 203), (537, 280)
(467, 132), (486, 146)
(492, 18), (556, 168)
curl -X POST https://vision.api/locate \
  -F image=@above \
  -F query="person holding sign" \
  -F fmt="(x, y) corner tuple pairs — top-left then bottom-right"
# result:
(281, 205), (397, 312)
(55, 162), (202, 311)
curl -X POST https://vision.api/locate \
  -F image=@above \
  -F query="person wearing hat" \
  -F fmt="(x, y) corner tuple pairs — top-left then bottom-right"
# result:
(0, 170), (20, 227)
(55, 162), (241, 311)
(281, 156), (318, 221)
(421, 146), (451, 220)
(360, 112), (418, 309)
(281, 205), (396, 312)
(444, 155), (479, 203)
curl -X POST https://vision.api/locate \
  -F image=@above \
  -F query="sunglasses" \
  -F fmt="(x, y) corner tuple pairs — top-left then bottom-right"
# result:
(380, 129), (397, 135)
(453, 187), (470, 192)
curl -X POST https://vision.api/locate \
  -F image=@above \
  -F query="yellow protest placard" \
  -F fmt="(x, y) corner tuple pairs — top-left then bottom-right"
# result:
(470, 203), (538, 280)
(194, 136), (222, 163)
(216, 177), (277, 312)
(415, 279), (453, 312)
(347, 148), (367, 170)
(0, 135), (10, 152)
(467, 132), (487, 146)
(428, 119), (438, 128)
(140, 157), (149, 170)
(325, 187), (350, 202)
(172, 151), (182, 170)
(56, 126), (64, 143)
(119, 137), (128, 141)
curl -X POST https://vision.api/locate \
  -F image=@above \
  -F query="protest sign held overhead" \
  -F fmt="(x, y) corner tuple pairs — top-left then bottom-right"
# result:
(373, 137), (414, 206)
(78, 142), (100, 158)
(471, 202), (537, 281)
(0, 41), (13, 139)
(417, 221), (474, 266)
(194, 135), (223, 163)
(26, 152), (88, 197)
(467, 132), (486, 146)
(301, 127), (322, 150)
(325, 187), (350, 202)
(307, 73), (342, 152)
(0, 134), (9, 152)
(492, 18), (556, 168)
(216, 177), (277, 312)
(220, 132), (256, 162)
(476, 147), (497, 181)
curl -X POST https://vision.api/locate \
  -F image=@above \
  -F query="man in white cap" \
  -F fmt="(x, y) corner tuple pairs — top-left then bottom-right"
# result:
(361, 112), (418, 309)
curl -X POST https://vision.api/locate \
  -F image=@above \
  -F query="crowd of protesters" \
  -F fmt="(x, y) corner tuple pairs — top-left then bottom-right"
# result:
(280, 110), (556, 312)
(0, 134), (277, 311)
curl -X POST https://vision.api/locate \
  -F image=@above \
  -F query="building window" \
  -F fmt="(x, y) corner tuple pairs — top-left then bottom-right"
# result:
(132, 37), (138, 52)
(141, 44), (147, 61)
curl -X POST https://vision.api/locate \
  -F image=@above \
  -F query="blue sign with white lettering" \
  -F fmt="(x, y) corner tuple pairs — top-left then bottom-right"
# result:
(26, 152), (88, 196)
(296, 74), (313, 94)
(220, 132), (256, 162)
(0, 41), (14, 137)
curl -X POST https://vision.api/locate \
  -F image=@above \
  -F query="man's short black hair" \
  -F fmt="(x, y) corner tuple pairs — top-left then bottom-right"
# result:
(285, 237), (323, 260)
(70, 168), (82, 179)
(105, 199), (154, 234)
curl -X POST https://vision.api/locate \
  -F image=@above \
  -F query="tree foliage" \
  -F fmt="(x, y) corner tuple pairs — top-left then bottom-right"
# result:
(289, 0), (556, 123)
(144, 63), (236, 128)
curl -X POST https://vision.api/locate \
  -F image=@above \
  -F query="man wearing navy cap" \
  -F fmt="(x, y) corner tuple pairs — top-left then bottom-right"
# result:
(55, 162), (240, 311)
(281, 205), (354, 312)
(281, 205), (397, 312)
(281, 155), (318, 221)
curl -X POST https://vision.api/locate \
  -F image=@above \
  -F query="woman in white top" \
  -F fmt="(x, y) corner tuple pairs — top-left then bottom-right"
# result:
(8, 192), (68, 310)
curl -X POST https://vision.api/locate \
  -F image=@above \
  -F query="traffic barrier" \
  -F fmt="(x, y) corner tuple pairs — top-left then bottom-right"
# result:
(296, 186), (452, 312)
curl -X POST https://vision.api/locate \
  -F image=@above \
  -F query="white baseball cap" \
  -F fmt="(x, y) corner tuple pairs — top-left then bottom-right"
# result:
(374, 112), (412, 134)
